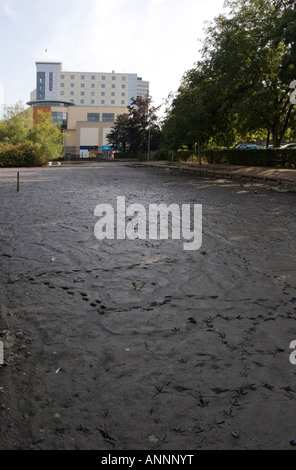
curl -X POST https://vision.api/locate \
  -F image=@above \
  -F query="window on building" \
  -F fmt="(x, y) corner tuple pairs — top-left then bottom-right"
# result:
(101, 84), (105, 88)
(80, 92), (85, 96)
(81, 75), (85, 80)
(60, 91), (64, 96)
(81, 83), (85, 88)
(112, 84), (116, 89)
(70, 91), (74, 96)
(71, 83), (74, 87)
(111, 100), (115, 104)
(87, 113), (100, 122)
(71, 75), (75, 79)
(102, 76), (105, 80)
(70, 99), (74, 103)
(102, 113), (115, 122)
(61, 74), (65, 79)
(122, 85), (126, 89)
(121, 92), (125, 96)
(91, 92), (95, 96)
(121, 100), (125, 105)
(37, 72), (45, 100)
(52, 112), (67, 129)
(80, 99), (84, 104)
(101, 100), (105, 104)
(60, 83), (65, 87)
(91, 76), (95, 80)
(91, 100), (95, 104)
(122, 77), (126, 81)
(111, 92), (115, 96)
(101, 92), (105, 96)
(91, 84), (95, 88)
(112, 76), (116, 80)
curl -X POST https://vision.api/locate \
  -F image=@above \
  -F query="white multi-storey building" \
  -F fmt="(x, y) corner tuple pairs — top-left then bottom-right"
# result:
(33, 62), (149, 108)
(28, 62), (150, 159)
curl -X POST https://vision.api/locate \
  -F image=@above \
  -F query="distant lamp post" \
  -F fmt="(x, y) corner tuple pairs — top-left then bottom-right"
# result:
(147, 125), (151, 161)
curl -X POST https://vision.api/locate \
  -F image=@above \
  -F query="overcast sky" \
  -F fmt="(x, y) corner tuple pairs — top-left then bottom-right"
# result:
(0, 0), (226, 116)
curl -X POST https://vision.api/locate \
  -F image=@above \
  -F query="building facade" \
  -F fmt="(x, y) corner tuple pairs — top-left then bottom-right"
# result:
(32, 62), (149, 108)
(28, 62), (149, 159)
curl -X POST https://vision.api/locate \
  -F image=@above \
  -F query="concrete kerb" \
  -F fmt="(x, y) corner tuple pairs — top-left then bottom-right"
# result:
(142, 161), (296, 190)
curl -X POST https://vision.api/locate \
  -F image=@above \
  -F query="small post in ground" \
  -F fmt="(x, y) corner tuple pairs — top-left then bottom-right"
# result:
(0, 341), (3, 365)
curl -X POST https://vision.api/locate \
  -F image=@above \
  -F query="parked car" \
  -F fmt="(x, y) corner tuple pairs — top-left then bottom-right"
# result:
(280, 143), (296, 149)
(235, 144), (262, 149)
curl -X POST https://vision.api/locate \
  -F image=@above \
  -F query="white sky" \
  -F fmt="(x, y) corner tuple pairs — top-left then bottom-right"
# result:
(0, 0), (226, 117)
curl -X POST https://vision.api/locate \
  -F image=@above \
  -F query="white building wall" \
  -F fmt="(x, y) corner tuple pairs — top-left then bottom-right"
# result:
(128, 74), (138, 105)
(57, 71), (137, 107)
(103, 128), (112, 146)
(80, 128), (99, 146)
(137, 79), (149, 98)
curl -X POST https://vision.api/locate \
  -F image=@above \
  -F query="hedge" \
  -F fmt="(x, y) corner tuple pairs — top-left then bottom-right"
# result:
(113, 151), (148, 160)
(0, 142), (46, 167)
(202, 148), (296, 168)
(114, 149), (170, 160)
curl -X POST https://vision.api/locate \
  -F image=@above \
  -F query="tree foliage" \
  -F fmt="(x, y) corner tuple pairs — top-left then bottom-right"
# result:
(107, 94), (161, 154)
(0, 102), (32, 144)
(163, 0), (296, 150)
(0, 103), (64, 163)
(28, 110), (64, 160)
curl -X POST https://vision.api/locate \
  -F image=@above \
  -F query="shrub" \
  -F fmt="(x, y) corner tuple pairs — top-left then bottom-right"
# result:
(202, 148), (296, 168)
(150, 148), (170, 161)
(114, 151), (146, 160)
(0, 142), (46, 167)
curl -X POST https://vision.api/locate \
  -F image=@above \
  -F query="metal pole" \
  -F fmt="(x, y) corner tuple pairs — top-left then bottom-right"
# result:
(147, 126), (151, 161)
(17, 172), (19, 192)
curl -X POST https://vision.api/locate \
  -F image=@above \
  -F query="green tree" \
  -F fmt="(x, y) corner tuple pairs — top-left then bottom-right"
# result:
(200, 0), (296, 146)
(162, 64), (237, 154)
(106, 113), (130, 152)
(273, 0), (296, 83)
(107, 94), (160, 154)
(0, 102), (32, 144)
(28, 110), (64, 160)
(0, 104), (64, 161)
(164, 0), (296, 149)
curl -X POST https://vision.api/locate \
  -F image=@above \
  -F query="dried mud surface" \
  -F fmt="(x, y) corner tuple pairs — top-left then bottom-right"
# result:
(0, 162), (296, 450)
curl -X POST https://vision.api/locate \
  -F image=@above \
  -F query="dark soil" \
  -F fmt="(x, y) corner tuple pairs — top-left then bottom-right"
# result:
(0, 162), (295, 450)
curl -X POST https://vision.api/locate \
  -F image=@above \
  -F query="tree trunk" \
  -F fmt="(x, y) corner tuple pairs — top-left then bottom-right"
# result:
(266, 128), (270, 148)
(279, 104), (293, 145)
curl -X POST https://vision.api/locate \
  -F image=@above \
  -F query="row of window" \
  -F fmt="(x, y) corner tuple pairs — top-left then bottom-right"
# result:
(60, 91), (126, 97)
(67, 98), (126, 105)
(51, 112), (115, 123)
(61, 83), (126, 89)
(60, 75), (126, 81)
(87, 113), (115, 122)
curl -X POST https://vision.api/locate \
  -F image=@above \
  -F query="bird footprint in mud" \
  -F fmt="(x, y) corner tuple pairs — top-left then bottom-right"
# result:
(95, 300), (107, 315)
(78, 293), (106, 313)
(80, 292), (89, 301)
